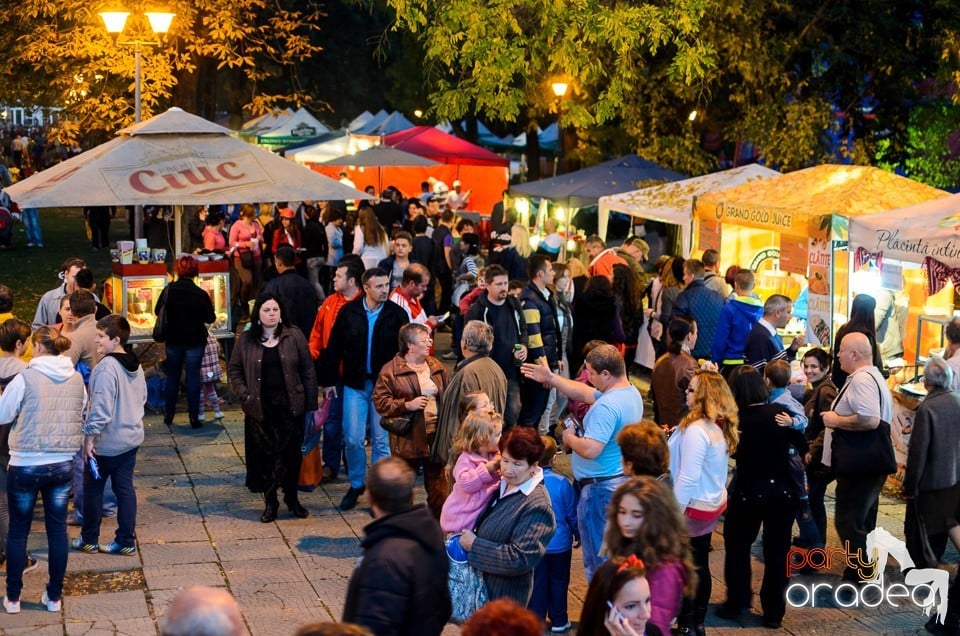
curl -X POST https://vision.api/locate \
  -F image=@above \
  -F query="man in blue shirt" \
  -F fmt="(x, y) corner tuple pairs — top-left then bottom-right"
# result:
(521, 344), (643, 579)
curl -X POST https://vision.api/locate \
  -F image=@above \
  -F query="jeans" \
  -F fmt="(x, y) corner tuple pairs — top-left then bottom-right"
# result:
(342, 380), (389, 489)
(164, 344), (204, 422)
(306, 256), (326, 303)
(529, 550), (572, 626)
(0, 464), (7, 559)
(518, 378), (551, 427)
(6, 461), (73, 602)
(538, 356), (570, 434)
(577, 477), (627, 580)
(504, 377), (522, 429)
(680, 532), (713, 627)
(802, 472), (832, 547)
(82, 448), (138, 548)
(321, 387), (344, 477)
(72, 452), (116, 521)
(21, 208), (42, 245)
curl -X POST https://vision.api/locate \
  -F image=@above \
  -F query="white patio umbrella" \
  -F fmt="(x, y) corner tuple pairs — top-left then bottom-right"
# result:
(5, 107), (367, 245)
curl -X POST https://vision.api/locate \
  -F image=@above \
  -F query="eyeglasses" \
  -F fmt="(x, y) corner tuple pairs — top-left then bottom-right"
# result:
(418, 338), (433, 345)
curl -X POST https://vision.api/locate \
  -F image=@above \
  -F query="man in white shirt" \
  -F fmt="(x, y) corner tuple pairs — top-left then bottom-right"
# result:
(822, 331), (894, 582)
(445, 180), (471, 211)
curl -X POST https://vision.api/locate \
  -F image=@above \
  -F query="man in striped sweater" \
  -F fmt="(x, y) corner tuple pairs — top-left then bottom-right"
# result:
(519, 255), (562, 427)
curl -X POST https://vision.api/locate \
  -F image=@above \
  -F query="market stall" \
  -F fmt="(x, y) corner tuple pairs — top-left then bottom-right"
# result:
(597, 164), (780, 257)
(308, 125), (510, 214)
(692, 165), (949, 352)
(5, 107), (366, 336)
(510, 154), (683, 257)
(849, 192), (960, 365)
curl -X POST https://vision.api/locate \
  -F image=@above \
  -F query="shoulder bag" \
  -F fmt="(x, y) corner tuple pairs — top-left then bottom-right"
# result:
(830, 372), (896, 476)
(446, 534), (488, 624)
(380, 413), (415, 436)
(152, 288), (169, 343)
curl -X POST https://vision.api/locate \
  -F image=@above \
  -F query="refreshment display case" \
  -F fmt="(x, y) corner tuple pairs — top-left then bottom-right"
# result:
(105, 263), (169, 343)
(197, 259), (231, 337)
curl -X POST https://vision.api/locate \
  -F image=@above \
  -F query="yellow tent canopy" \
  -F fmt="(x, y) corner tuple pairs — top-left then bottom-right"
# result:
(694, 165), (949, 236)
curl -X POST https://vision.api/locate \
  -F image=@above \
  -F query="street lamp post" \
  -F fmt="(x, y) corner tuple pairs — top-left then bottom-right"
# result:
(551, 81), (568, 176)
(99, 8), (175, 238)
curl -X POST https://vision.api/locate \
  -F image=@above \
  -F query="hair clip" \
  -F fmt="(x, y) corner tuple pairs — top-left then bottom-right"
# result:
(618, 554), (644, 573)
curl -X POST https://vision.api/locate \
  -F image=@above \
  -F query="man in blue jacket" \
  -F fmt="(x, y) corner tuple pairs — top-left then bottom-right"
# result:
(671, 258), (725, 360)
(712, 269), (764, 375)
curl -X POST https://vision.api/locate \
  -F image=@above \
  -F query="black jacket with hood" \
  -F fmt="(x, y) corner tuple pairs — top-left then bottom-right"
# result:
(343, 503), (451, 636)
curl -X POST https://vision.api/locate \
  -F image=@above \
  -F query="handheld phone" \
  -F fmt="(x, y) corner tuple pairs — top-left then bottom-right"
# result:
(607, 600), (625, 622)
(438, 311), (451, 323)
(562, 414), (584, 437)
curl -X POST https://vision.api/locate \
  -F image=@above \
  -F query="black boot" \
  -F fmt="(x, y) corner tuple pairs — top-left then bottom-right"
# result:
(285, 494), (309, 519)
(260, 489), (279, 523)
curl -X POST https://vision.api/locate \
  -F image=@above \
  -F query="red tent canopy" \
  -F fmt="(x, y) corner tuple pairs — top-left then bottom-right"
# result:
(384, 126), (509, 167)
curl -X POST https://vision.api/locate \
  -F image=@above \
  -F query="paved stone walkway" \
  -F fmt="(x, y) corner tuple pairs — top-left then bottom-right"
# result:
(0, 387), (947, 635)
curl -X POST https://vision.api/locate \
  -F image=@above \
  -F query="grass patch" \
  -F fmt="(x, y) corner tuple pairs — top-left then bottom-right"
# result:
(0, 208), (130, 317)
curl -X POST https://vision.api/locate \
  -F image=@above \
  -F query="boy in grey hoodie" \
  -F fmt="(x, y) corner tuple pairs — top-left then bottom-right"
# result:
(74, 315), (146, 556)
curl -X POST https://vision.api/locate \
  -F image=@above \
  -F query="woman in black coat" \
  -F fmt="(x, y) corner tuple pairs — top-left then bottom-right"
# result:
(718, 365), (806, 629)
(570, 275), (625, 373)
(831, 293), (885, 387)
(155, 255), (215, 429)
(228, 293), (317, 522)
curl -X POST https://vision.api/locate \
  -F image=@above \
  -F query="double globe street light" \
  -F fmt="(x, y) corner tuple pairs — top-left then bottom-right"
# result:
(98, 7), (175, 239)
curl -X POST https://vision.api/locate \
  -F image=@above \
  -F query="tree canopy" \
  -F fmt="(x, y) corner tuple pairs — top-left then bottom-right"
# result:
(0, 0), (324, 143)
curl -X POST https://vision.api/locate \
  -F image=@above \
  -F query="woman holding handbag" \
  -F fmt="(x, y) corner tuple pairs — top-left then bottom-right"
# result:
(373, 323), (449, 518)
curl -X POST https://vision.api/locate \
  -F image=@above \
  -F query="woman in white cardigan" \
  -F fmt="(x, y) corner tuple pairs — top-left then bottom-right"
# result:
(669, 369), (739, 636)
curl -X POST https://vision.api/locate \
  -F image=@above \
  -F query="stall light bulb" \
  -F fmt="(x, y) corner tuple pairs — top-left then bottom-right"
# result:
(554, 206), (566, 221)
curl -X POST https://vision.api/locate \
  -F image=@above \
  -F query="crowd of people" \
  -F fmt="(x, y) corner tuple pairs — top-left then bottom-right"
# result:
(1, 183), (959, 636)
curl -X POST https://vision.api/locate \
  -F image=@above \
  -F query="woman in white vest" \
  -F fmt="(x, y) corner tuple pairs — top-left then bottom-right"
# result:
(0, 326), (86, 614)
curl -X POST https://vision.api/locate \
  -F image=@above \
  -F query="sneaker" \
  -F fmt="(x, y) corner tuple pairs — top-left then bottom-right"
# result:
(23, 555), (39, 573)
(551, 622), (572, 633)
(72, 537), (98, 553)
(41, 591), (61, 612)
(213, 409), (224, 419)
(197, 411), (206, 423)
(340, 486), (365, 511)
(98, 541), (137, 556)
(3, 596), (19, 614)
(26, 242), (35, 247)
(440, 351), (458, 360)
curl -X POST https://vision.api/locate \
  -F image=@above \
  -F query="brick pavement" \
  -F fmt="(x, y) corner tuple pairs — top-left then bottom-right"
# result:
(0, 386), (946, 635)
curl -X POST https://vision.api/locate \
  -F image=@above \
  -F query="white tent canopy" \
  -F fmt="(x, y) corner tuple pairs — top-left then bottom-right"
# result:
(5, 107), (366, 208)
(284, 133), (365, 164)
(597, 164), (781, 257)
(849, 192), (960, 268)
(239, 108), (294, 135)
(253, 107), (329, 140)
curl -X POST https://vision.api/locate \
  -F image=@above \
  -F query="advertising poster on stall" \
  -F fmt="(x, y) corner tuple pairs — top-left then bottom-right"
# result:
(806, 237), (832, 347)
(779, 235), (809, 276)
(698, 219), (721, 252)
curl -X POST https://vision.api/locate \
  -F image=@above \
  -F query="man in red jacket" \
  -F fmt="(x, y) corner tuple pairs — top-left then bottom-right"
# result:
(306, 256), (363, 483)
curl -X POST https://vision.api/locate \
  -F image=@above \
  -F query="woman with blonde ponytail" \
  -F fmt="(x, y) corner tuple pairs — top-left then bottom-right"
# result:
(0, 326), (86, 614)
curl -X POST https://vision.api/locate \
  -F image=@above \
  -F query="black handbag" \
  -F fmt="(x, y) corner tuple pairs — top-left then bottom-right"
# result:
(830, 373), (896, 476)
(239, 250), (254, 270)
(380, 413), (415, 436)
(152, 289), (168, 343)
